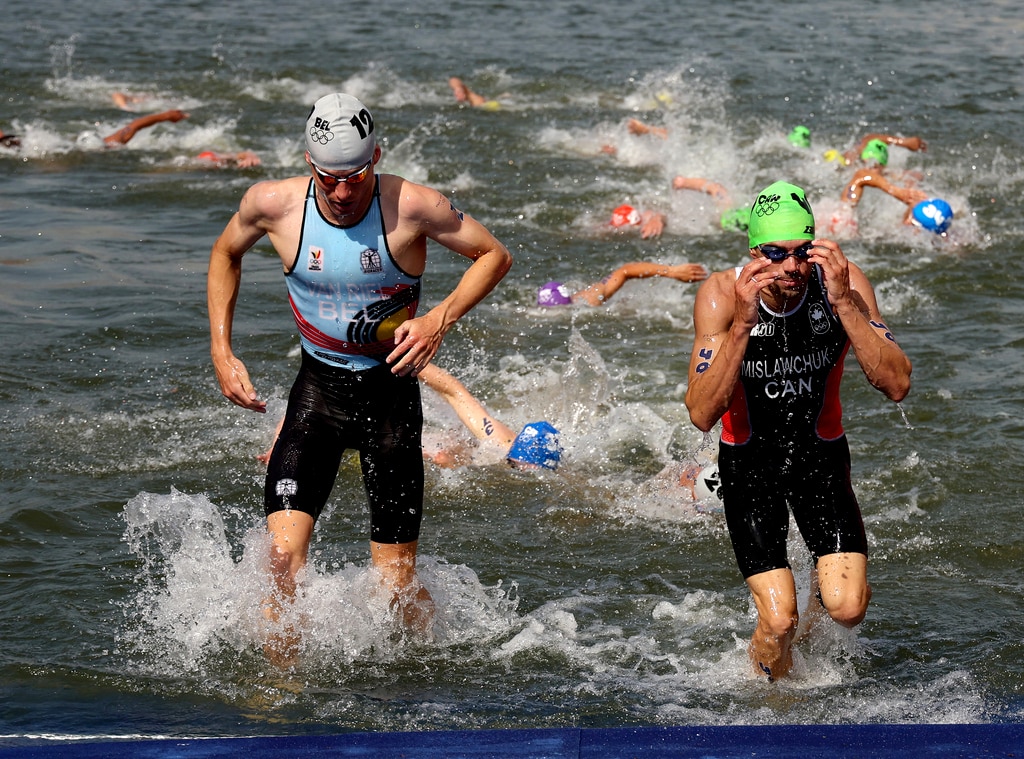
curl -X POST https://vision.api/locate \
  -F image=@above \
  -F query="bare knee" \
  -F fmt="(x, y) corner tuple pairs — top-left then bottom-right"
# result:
(757, 607), (799, 640)
(816, 553), (870, 628)
(821, 583), (871, 628)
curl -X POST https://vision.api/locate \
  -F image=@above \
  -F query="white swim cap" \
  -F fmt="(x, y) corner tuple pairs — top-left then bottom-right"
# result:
(693, 465), (722, 502)
(305, 93), (377, 171)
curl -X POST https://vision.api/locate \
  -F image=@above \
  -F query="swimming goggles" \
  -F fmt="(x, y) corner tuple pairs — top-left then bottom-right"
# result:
(310, 159), (373, 188)
(757, 242), (815, 262)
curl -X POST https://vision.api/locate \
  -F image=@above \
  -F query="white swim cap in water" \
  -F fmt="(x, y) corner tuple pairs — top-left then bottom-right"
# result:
(693, 464), (722, 502)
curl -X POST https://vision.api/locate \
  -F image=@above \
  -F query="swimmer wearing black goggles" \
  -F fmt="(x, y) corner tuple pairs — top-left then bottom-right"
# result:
(756, 242), (816, 262)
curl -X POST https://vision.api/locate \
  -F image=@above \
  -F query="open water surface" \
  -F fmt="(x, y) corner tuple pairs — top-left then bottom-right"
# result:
(2, 0), (1024, 747)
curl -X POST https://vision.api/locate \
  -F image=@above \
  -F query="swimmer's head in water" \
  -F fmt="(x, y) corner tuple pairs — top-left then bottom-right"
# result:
(611, 204), (642, 227)
(823, 149), (849, 166)
(507, 421), (561, 470)
(720, 208), (749, 233)
(911, 198), (953, 234)
(787, 125), (811, 148)
(537, 281), (572, 307)
(305, 93), (377, 172)
(693, 464), (722, 502)
(747, 181), (815, 248)
(860, 138), (889, 166)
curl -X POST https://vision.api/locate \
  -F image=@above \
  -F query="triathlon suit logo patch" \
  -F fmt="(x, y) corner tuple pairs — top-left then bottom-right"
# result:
(360, 248), (382, 274)
(808, 302), (831, 335)
(307, 246), (323, 272)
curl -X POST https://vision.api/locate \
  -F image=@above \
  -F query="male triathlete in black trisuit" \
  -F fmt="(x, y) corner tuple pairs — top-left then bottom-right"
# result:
(685, 181), (912, 681)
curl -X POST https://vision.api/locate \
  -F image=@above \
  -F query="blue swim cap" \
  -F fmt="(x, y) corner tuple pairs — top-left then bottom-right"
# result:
(537, 281), (572, 307)
(911, 199), (953, 234)
(507, 421), (561, 470)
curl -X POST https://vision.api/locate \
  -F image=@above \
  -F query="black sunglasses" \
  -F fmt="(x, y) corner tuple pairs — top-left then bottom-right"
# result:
(757, 242), (815, 262)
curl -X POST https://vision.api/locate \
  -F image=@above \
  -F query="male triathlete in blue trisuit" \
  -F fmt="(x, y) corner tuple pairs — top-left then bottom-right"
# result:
(207, 93), (511, 660)
(685, 181), (912, 681)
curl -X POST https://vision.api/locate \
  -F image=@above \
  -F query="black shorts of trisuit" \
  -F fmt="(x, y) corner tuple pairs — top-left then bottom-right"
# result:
(264, 350), (424, 545)
(718, 435), (867, 579)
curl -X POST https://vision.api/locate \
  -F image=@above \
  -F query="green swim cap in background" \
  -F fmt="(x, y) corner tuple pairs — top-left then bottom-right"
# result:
(787, 125), (811, 148)
(747, 181), (816, 248)
(720, 208), (749, 233)
(860, 138), (889, 166)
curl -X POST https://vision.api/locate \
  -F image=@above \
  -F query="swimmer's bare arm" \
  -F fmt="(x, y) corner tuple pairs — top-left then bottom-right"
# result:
(848, 133), (928, 161)
(672, 177), (731, 205)
(639, 211), (667, 239)
(385, 180), (513, 376)
(573, 262), (709, 306)
(207, 178), (304, 412)
(684, 261), (771, 431)
(418, 364), (518, 447)
(843, 167), (902, 206)
(869, 133), (928, 152)
(809, 241), (912, 402)
(103, 109), (189, 146)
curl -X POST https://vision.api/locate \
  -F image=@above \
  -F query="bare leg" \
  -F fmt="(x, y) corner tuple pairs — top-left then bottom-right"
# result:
(794, 566), (828, 643)
(263, 510), (314, 667)
(371, 540), (434, 633)
(816, 552), (870, 628)
(745, 568), (799, 681)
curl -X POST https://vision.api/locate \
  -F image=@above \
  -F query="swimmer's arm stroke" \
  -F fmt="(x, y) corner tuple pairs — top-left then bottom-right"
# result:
(418, 364), (518, 446)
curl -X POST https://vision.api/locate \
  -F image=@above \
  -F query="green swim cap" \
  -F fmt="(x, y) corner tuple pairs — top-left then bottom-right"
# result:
(747, 181), (815, 248)
(720, 208), (749, 233)
(787, 125), (811, 148)
(860, 138), (889, 166)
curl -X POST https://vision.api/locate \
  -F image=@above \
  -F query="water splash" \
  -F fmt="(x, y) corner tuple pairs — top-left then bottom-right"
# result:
(117, 489), (522, 687)
(895, 402), (914, 429)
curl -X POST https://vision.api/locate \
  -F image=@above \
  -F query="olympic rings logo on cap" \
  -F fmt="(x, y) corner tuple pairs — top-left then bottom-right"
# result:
(754, 192), (781, 218)
(308, 126), (335, 145)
